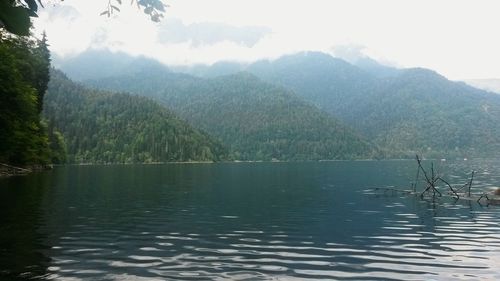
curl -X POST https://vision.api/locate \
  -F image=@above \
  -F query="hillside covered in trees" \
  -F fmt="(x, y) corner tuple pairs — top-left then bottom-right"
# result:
(9, 44), (500, 165)
(157, 51), (500, 158)
(79, 50), (500, 159)
(43, 70), (228, 163)
(241, 53), (500, 158)
(87, 70), (377, 161)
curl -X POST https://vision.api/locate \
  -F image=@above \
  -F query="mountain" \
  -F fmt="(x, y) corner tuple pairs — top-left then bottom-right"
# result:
(171, 61), (245, 78)
(359, 68), (500, 157)
(59, 49), (500, 158)
(53, 49), (170, 81)
(87, 70), (377, 161)
(43, 70), (228, 164)
(246, 53), (500, 157)
(350, 56), (401, 78)
(246, 52), (379, 128)
(464, 79), (500, 94)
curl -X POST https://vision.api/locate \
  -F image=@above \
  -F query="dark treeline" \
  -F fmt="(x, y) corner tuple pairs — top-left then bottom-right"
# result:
(44, 70), (228, 164)
(0, 32), (64, 166)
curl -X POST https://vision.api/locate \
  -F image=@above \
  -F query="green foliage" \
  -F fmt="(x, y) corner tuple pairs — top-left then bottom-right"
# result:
(363, 69), (500, 158)
(46, 123), (66, 164)
(0, 35), (52, 165)
(44, 70), (228, 164)
(244, 52), (500, 158)
(87, 70), (377, 161)
(63, 49), (500, 159)
(0, 1), (34, 36)
(0, 0), (167, 36)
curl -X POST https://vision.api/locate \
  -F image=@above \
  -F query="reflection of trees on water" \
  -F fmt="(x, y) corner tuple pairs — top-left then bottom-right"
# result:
(0, 172), (55, 280)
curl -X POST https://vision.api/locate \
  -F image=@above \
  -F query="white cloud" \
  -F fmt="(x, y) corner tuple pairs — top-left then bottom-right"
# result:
(157, 19), (271, 47)
(33, 0), (500, 79)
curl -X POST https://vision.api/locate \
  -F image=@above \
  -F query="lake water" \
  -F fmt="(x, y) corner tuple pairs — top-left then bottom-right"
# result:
(1, 160), (500, 280)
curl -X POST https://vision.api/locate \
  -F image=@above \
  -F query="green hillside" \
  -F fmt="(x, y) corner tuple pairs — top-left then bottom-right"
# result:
(60, 49), (500, 159)
(87, 71), (377, 161)
(43, 70), (228, 164)
(246, 53), (500, 158)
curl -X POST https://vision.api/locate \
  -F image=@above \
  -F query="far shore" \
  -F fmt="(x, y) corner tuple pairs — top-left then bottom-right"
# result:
(1, 157), (490, 178)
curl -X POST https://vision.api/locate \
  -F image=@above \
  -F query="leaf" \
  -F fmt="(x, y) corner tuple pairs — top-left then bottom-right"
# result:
(100, 10), (110, 17)
(115, 0), (122, 4)
(25, 0), (38, 14)
(0, 3), (32, 36)
(153, 0), (165, 11)
(144, 6), (153, 14)
(111, 5), (120, 12)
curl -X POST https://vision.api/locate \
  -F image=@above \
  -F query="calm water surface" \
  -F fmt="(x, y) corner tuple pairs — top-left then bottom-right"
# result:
(1, 160), (500, 280)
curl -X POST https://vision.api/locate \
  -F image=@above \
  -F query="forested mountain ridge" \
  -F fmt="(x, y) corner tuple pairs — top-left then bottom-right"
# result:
(43, 70), (228, 163)
(245, 53), (500, 158)
(87, 71), (378, 160)
(246, 52), (379, 129)
(363, 68), (500, 157)
(60, 49), (500, 158)
(53, 49), (170, 81)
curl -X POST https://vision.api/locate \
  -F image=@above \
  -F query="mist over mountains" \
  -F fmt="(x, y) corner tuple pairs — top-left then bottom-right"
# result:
(49, 49), (500, 160)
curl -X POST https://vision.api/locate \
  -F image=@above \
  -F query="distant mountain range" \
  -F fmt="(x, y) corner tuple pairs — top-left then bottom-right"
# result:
(52, 49), (170, 81)
(53, 48), (500, 159)
(244, 53), (500, 158)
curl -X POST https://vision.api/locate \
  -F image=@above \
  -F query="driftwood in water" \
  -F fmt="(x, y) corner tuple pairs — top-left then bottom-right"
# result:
(373, 187), (414, 194)
(412, 155), (475, 200)
(0, 163), (31, 177)
(415, 155), (442, 198)
(373, 156), (500, 205)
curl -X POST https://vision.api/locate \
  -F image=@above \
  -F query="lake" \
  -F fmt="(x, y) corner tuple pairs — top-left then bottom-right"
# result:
(1, 160), (500, 280)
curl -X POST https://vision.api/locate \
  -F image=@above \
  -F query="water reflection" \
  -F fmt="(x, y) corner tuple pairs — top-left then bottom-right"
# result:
(0, 172), (55, 280)
(0, 160), (499, 280)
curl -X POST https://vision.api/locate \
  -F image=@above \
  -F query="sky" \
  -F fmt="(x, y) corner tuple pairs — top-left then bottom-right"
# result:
(33, 0), (500, 80)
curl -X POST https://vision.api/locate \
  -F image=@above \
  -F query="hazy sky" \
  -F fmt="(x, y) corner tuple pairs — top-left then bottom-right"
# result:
(33, 0), (500, 80)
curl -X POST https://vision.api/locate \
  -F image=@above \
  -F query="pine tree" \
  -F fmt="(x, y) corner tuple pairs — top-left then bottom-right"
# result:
(34, 31), (51, 113)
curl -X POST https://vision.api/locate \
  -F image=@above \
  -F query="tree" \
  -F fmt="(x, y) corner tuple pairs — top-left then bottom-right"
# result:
(0, 35), (52, 165)
(0, 0), (167, 36)
(33, 31), (50, 112)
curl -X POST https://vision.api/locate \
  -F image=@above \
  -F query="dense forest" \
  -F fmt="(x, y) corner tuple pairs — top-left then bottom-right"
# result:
(5, 42), (500, 166)
(0, 32), (64, 166)
(44, 70), (228, 163)
(87, 70), (377, 161)
(240, 53), (500, 158)
(165, 51), (500, 158)
(81, 50), (500, 159)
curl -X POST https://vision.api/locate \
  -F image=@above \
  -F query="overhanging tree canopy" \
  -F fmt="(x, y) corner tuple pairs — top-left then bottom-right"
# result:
(0, 0), (167, 36)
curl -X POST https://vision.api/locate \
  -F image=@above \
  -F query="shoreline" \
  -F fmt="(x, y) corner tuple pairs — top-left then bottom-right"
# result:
(1, 157), (492, 177)
(0, 163), (52, 178)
